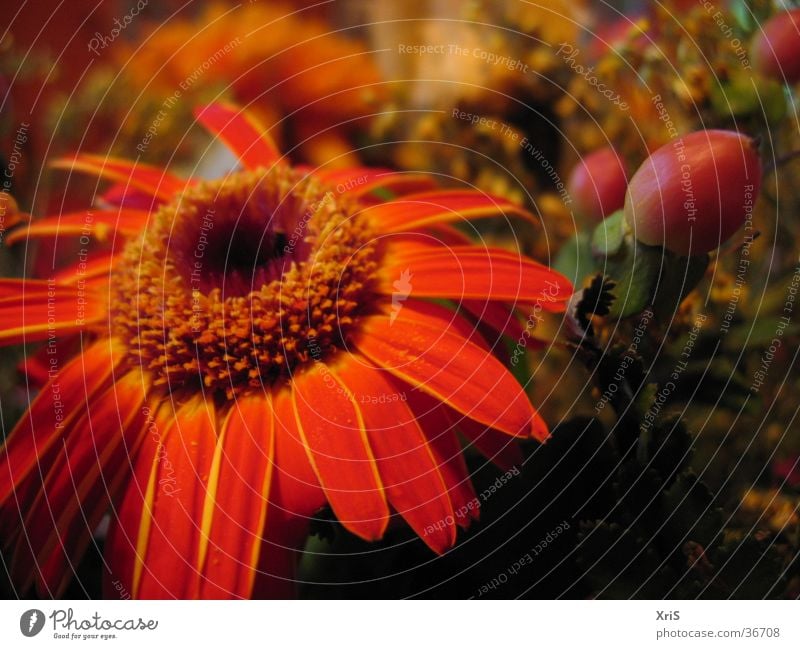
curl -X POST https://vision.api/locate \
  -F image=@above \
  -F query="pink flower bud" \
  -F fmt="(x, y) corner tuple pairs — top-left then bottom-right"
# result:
(568, 148), (628, 222)
(624, 130), (761, 255)
(753, 9), (800, 83)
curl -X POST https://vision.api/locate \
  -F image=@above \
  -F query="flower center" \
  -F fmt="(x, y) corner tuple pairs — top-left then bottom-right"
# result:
(111, 165), (381, 398)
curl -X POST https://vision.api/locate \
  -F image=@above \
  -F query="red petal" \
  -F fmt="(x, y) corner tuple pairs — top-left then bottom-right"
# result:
(447, 411), (525, 472)
(331, 356), (456, 554)
(365, 190), (537, 233)
(313, 167), (438, 200)
(13, 372), (147, 596)
(54, 253), (118, 285)
(132, 396), (218, 599)
(291, 362), (389, 541)
(52, 155), (185, 202)
(461, 300), (526, 341)
(103, 402), (176, 599)
(409, 392), (479, 528)
(353, 305), (543, 439)
(0, 341), (120, 511)
(0, 281), (106, 346)
(194, 103), (281, 170)
(271, 389), (325, 519)
(387, 298), (490, 351)
(381, 243), (572, 307)
(198, 395), (275, 599)
(100, 183), (163, 211)
(0, 278), (52, 299)
(3, 209), (149, 246)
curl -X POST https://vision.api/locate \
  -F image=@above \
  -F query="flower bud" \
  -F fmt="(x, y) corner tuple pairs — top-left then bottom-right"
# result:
(624, 130), (761, 255)
(568, 147), (628, 222)
(752, 9), (800, 83)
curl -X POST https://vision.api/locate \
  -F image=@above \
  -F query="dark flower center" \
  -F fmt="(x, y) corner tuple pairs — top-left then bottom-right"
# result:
(111, 165), (381, 398)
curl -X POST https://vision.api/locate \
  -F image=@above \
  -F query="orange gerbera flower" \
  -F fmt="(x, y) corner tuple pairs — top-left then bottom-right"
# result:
(0, 104), (572, 599)
(67, 2), (384, 167)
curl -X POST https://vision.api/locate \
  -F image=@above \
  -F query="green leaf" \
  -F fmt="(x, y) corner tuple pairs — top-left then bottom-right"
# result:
(710, 74), (786, 125)
(729, 0), (753, 32)
(554, 231), (594, 287)
(591, 209), (626, 258)
(606, 240), (662, 319)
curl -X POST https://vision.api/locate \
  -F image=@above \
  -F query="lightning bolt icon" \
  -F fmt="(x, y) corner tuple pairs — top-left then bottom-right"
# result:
(28, 611), (38, 632)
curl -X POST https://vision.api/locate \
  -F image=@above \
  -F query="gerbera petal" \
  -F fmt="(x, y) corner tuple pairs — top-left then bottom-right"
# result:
(381, 244), (572, 307)
(54, 253), (118, 285)
(194, 103), (281, 170)
(13, 371), (147, 596)
(291, 362), (389, 541)
(4, 209), (150, 246)
(313, 167), (438, 200)
(130, 396), (218, 599)
(100, 183), (163, 211)
(388, 298), (489, 350)
(271, 390), (325, 519)
(364, 190), (537, 233)
(353, 305), (544, 440)
(331, 356), (456, 554)
(51, 155), (185, 202)
(0, 278), (53, 299)
(461, 300), (527, 341)
(449, 413), (525, 473)
(0, 341), (121, 512)
(102, 401), (175, 599)
(409, 392), (480, 528)
(0, 282), (106, 346)
(198, 394), (275, 599)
